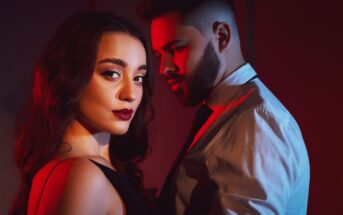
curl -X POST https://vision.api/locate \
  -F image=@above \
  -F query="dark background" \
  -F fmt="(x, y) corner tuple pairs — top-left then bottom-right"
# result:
(0, 0), (342, 214)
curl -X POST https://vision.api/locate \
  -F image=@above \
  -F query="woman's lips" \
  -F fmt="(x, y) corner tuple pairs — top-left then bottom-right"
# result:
(112, 109), (133, 121)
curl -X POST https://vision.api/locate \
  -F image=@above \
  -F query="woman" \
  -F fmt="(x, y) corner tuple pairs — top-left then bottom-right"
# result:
(10, 11), (154, 215)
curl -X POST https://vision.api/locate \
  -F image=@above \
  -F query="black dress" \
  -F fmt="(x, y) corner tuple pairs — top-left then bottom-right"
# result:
(90, 160), (152, 215)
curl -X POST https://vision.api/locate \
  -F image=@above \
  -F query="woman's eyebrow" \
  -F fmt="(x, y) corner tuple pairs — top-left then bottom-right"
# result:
(98, 58), (147, 71)
(98, 58), (127, 67)
(138, 65), (147, 70)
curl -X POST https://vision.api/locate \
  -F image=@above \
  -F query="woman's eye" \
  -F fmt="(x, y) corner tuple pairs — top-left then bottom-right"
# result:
(102, 70), (120, 80)
(134, 75), (145, 85)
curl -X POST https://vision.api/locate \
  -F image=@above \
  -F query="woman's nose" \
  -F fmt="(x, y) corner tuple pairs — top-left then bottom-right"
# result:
(118, 77), (136, 102)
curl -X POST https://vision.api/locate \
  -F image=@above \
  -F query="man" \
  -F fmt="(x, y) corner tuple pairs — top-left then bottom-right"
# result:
(139, 0), (310, 214)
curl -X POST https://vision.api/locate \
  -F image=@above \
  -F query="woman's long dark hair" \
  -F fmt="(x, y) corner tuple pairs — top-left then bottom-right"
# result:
(10, 11), (154, 215)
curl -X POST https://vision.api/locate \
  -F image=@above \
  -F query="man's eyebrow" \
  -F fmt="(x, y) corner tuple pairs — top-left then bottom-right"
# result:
(162, 40), (183, 51)
(98, 58), (127, 67)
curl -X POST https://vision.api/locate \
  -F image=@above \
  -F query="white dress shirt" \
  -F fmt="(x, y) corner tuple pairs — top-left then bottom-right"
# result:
(172, 63), (310, 215)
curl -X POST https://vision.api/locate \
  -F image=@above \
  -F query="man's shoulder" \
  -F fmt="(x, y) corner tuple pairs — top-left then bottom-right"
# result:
(233, 80), (293, 123)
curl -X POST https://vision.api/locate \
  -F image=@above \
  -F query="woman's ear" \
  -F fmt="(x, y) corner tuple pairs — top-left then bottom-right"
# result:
(212, 21), (230, 52)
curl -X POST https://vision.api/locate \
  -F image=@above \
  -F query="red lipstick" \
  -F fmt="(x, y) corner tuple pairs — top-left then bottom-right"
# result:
(112, 109), (133, 121)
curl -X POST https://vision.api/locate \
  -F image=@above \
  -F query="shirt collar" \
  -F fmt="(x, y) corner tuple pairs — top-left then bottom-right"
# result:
(206, 63), (257, 107)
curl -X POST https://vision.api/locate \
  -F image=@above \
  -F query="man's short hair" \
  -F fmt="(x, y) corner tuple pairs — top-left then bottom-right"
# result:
(138, 0), (235, 21)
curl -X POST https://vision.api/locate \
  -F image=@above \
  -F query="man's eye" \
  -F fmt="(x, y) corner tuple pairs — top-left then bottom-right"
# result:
(174, 45), (186, 52)
(166, 45), (186, 56)
(101, 70), (120, 79)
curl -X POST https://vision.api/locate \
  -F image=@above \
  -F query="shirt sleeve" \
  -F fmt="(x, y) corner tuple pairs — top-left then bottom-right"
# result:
(204, 106), (306, 215)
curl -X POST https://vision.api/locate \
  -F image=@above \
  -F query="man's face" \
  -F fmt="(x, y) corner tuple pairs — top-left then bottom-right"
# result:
(151, 12), (220, 106)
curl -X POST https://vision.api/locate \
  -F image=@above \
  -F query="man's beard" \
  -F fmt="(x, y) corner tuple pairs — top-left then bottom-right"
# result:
(183, 42), (220, 106)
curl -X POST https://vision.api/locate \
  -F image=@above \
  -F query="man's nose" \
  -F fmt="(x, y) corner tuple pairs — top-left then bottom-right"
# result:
(119, 77), (136, 102)
(160, 53), (177, 76)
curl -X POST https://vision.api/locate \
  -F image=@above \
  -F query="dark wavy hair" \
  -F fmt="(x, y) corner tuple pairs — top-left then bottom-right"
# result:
(10, 11), (154, 215)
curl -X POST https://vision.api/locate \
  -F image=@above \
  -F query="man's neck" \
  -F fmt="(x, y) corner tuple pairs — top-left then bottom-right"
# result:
(221, 58), (246, 83)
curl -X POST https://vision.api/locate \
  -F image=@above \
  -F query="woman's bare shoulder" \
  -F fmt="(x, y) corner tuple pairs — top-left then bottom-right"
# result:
(31, 157), (124, 215)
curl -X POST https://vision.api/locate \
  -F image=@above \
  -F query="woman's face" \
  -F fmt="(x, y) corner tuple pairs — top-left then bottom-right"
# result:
(78, 32), (147, 135)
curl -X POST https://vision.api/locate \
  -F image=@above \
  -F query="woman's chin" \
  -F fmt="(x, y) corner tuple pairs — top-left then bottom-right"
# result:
(109, 126), (129, 136)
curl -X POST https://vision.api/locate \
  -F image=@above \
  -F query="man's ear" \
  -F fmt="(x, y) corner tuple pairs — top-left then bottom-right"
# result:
(212, 21), (230, 52)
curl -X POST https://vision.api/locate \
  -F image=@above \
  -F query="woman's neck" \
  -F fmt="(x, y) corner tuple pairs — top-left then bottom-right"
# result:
(60, 119), (111, 163)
